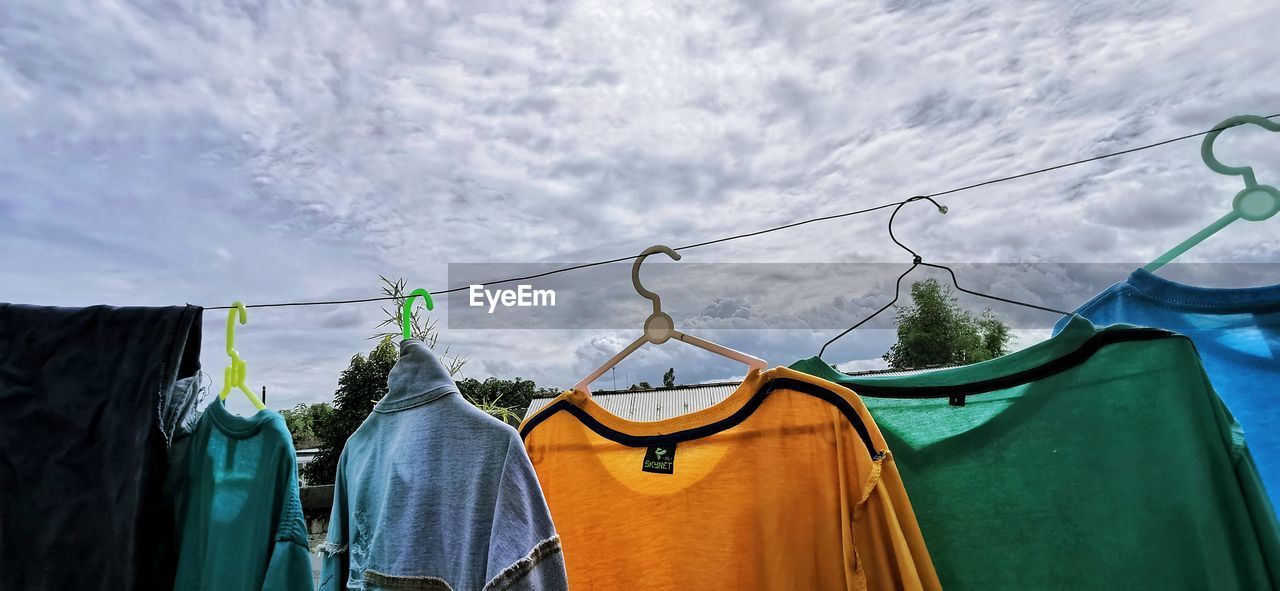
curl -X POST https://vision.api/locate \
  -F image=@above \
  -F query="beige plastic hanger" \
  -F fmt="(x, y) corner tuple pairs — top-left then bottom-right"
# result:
(573, 245), (767, 395)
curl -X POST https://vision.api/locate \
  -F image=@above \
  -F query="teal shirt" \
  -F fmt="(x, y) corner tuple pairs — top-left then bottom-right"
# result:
(792, 317), (1280, 590)
(170, 399), (314, 591)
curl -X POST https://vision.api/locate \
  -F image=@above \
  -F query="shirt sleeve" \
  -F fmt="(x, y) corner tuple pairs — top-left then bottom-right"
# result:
(854, 454), (942, 591)
(1203, 370), (1280, 585)
(481, 434), (568, 591)
(318, 453), (349, 591)
(262, 538), (316, 591)
(1230, 433), (1280, 586)
(836, 386), (941, 591)
(267, 430), (317, 591)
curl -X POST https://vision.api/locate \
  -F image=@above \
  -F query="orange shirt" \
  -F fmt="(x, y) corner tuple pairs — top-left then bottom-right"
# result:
(520, 367), (940, 591)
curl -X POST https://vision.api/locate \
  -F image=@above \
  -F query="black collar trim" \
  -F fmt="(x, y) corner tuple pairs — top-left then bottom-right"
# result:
(520, 378), (883, 459)
(845, 328), (1180, 399)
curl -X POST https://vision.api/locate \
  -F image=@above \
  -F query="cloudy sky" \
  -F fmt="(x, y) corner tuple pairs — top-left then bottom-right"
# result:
(3, 0), (1279, 414)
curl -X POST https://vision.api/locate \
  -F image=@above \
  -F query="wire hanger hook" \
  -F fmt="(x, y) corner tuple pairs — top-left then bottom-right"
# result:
(819, 197), (1070, 359)
(888, 196), (949, 263)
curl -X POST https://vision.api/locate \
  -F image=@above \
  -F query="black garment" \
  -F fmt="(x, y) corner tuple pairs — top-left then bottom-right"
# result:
(0, 304), (204, 590)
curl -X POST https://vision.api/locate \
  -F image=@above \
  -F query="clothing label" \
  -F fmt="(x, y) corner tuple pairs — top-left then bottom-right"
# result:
(642, 443), (676, 474)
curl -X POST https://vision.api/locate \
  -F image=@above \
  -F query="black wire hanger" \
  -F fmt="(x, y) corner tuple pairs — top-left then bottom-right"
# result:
(818, 196), (1073, 359)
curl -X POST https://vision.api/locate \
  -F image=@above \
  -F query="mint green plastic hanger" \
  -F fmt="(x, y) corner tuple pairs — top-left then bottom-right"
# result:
(219, 301), (267, 410)
(1145, 115), (1280, 272)
(401, 288), (434, 340)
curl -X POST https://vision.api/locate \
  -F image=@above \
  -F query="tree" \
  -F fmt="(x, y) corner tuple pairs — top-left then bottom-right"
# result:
(302, 337), (399, 484)
(279, 402), (333, 449)
(628, 381), (653, 391)
(372, 276), (466, 374)
(662, 368), (675, 388)
(882, 278), (1015, 370)
(302, 277), (545, 485)
(302, 277), (465, 485)
(457, 377), (559, 426)
(974, 309), (1013, 363)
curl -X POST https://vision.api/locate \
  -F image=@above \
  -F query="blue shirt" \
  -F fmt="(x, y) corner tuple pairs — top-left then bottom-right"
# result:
(320, 340), (566, 591)
(1060, 269), (1280, 510)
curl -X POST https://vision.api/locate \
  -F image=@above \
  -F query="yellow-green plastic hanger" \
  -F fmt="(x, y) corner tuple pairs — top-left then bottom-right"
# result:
(1145, 115), (1280, 272)
(219, 301), (267, 410)
(401, 288), (434, 340)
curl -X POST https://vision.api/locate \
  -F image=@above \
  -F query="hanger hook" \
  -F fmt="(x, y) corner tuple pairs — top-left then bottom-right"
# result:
(218, 300), (266, 410)
(816, 196), (946, 359)
(632, 245), (680, 316)
(888, 196), (948, 262)
(1202, 115), (1280, 189)
(1201, 115), (1280, 222)
(225, 301), (246, 357)
(401, 288), (435, 341)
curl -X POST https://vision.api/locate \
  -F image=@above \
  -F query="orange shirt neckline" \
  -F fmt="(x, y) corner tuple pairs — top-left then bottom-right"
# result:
(561, 367), (770, 438)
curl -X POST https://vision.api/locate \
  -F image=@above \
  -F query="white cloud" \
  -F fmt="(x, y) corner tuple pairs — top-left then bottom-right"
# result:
(837, 358), (890, 374)
(2, 0), (1279, 408)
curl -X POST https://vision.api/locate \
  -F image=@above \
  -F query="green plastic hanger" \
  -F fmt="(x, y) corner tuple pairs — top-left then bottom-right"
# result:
(1145, 115), (1280, 272)
(401, 288), (434, 340)
(218, 301), (267, 410)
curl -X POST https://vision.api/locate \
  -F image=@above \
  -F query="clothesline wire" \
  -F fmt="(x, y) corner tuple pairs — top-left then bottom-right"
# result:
(207, 113), (1280, 311)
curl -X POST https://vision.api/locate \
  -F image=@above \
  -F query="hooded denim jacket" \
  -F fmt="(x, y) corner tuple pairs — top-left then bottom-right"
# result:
(319, 340), (567, 591)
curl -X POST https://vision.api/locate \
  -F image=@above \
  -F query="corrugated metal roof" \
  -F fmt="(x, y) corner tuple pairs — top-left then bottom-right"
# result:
(522, 366), (959, 422)
(524, 397), (554, 417)
(523, 382), (742, 422)
(842, 365), (957, 377)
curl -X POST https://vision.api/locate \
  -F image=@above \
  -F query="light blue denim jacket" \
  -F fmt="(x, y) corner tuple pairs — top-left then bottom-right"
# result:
(320, 340), (566, 591)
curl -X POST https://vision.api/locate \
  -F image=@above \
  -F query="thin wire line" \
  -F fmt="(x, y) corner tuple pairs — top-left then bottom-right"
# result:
(209, 202), (906, 312)
(921, 113), (1280, 198)
(207, 113), (1279, 311)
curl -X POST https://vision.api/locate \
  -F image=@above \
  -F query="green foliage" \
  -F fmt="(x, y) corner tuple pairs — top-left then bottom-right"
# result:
(628, 381), (653, 391)
(279, 402), (333, 449)
(456, 377), (559, 427)
(372, 276), (466, 374)
(301, 276), (550, 484)
(302, 337), (400, 484)
(303, 277), (466, 485)
(882, 278), (1015, 370)
(662, 368), (675, 388)
(975, 309), (1013, 362)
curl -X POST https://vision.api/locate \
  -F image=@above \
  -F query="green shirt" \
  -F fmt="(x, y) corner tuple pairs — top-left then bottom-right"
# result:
(169, 399), (314, 590)
(791, 317), (1280, 590)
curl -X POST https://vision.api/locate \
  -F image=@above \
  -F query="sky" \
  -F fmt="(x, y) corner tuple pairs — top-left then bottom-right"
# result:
(2, 0), (1279, 414)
